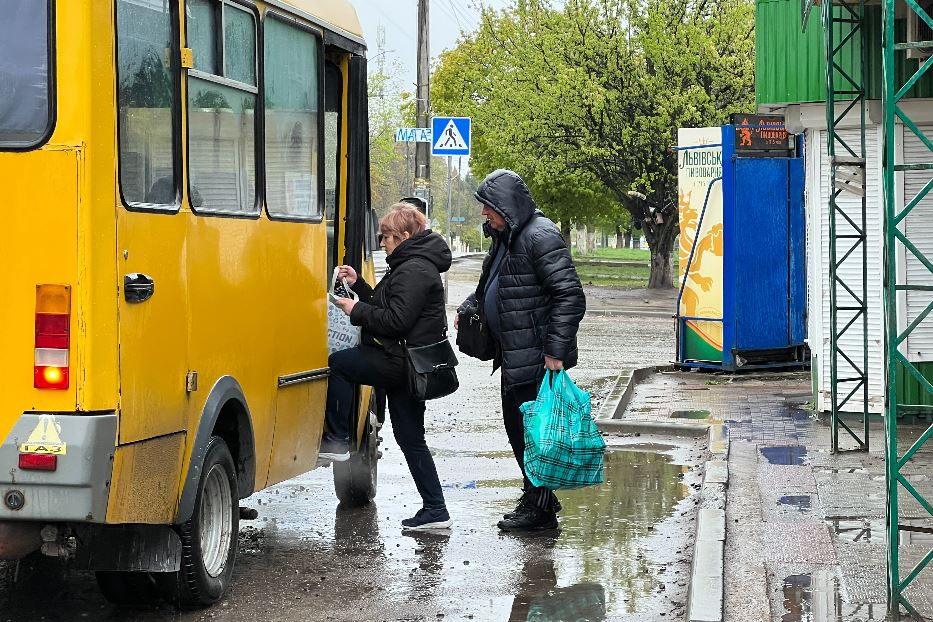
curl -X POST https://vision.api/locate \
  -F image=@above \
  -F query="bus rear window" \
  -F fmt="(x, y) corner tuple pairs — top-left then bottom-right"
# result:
(0, 0), (53, 149)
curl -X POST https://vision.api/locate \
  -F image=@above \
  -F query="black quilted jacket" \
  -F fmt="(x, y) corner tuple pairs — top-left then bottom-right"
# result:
(471, 170), (586, 389)
(350, 231), (452, 357)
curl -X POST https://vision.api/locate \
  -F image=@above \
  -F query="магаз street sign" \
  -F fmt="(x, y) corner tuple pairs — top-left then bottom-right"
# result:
(395, 127), (432, 143)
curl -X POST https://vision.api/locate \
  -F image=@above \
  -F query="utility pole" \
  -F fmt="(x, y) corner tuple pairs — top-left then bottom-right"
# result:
(457, 156), (463, 246)
(376, 24), (386, 99)
(444, 156), (452, 301)
(415, 0), (431, 217)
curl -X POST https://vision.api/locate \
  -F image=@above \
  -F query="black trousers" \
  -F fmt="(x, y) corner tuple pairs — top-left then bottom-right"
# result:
(325, 344), (446, 509)
(502, 380), (559, 512)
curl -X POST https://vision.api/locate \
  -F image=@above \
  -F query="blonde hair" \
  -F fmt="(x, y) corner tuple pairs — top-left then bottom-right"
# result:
(380, 203), (427, 238)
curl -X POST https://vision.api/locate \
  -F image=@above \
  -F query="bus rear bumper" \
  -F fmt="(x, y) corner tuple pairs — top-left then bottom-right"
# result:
(0, 413), (117, 523)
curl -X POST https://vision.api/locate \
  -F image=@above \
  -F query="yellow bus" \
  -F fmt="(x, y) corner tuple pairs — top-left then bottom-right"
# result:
(0, 0), (378, 607)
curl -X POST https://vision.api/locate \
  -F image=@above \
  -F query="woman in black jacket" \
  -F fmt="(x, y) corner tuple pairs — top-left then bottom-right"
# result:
(320, 204), (453, 531)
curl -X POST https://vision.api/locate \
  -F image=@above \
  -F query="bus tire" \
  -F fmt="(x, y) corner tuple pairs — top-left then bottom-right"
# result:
(0, 559), (17, 594)
(333, 406), (379, 507)
(95, 571), (161, 607)
(159, 437), (238, 609)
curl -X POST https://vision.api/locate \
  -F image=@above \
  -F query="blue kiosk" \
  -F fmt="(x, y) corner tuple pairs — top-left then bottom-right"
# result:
(676, 117), (807, 371)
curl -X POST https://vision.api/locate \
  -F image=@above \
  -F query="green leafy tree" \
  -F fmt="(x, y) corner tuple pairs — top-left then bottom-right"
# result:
(368, 60), (415, 211)
(431, 0), (754, 287)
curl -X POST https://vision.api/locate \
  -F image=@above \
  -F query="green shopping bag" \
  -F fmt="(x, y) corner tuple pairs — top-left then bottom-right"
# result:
(521, 370), (606, 489)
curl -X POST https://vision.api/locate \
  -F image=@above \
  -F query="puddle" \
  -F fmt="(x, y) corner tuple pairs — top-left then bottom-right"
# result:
(778, 495), (812, 513)
(671, 409), (710, 420)
(817, 467), (867, 475)
(780, 572), (886, 621)
(181, 450), (689, 621)
(442, 480), (478, 489)
(828, 518), (884, 543)
(613, 442), (679, 453)
(784, 408), (812, 422)
(542, 450), (689, 615)
(760, 445), (808, 465)
(781, 574), (812, 622)
(899, 520), (933, 546)
(432, 448), (516, 459)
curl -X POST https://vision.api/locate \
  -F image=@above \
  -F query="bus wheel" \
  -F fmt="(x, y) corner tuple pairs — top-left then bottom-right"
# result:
(333, 406), (379, 507)
(159, 437), (238, 609)
(95, 571), (161, 607)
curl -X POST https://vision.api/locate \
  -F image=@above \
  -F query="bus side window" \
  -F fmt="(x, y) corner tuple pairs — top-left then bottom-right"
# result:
(185, 0), (259, 215)
(115, 0), (179, 208)
(324, 62), (343, 279)
(264, 17), (323, 221)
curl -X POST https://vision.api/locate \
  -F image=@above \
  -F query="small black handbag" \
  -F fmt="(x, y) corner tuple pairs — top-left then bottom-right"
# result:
(404, 338), (460, 401)
(455, 297), (496, 361)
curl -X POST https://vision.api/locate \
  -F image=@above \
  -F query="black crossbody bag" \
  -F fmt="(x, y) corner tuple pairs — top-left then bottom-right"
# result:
(404, 337), (459, 401)
(455, 296), (496, 361)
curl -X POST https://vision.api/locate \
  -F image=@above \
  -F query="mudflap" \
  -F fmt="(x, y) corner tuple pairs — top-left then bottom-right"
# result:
(73, 524), (181, 572)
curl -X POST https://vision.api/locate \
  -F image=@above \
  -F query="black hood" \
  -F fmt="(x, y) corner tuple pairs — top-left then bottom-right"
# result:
(474, 169), (541, 238)
(387, 230), (452, 273)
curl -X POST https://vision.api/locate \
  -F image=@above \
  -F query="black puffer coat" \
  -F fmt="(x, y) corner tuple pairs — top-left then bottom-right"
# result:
(350, 231), (452, 357)
(472, 170), (586, 389)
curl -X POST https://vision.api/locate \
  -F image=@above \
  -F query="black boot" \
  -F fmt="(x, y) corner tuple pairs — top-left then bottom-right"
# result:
(497, 506), (558, 531)
(503, 493), (530, 520)
(503, 492), (562, 520)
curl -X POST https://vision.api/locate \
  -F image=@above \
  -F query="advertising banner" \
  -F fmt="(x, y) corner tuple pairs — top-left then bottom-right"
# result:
(678, 127), (724, 362)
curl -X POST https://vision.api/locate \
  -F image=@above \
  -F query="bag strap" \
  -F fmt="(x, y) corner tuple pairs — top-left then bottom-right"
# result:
(330, 267), (358, 301)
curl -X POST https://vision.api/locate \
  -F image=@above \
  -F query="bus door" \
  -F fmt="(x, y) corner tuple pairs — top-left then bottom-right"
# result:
(114, 0), (188, 444)
(265, 36), (343, 486)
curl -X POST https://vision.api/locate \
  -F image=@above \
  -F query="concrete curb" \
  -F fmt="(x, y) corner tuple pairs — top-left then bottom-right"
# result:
(585, 309), (674, 318)
(599, 363), (730, 621)
(687, 423), (730, 622)
(595, 419), (709, 437)
(611, 365), (676, 420)
(596, 371), (631, 420)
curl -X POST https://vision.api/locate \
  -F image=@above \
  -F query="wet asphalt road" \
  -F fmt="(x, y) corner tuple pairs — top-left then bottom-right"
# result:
(0, 258), (704, 622)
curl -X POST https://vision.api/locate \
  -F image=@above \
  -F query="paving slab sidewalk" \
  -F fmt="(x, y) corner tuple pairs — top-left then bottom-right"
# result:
(621, 369), (933, 622)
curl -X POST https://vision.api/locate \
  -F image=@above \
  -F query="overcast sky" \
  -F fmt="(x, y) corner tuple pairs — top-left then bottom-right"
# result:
(351, 0), (510, 89)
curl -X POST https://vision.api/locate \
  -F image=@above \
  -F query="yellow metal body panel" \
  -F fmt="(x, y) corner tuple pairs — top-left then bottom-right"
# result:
(0, 148), (81, 444)
(184, 216), (330, 491)
(106, 434), (186, 524)
(0, 1), (121, 442)
(267, 379), (327, 486)
(117, 208), (190, 443)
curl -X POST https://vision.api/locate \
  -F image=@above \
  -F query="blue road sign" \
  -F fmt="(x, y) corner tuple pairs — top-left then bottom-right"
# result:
(431, 117), (471, 156)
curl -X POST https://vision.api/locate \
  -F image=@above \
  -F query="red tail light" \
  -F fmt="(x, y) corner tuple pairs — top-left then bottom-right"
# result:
(19, 453), (58, 471)
(34, 285), (70, 390)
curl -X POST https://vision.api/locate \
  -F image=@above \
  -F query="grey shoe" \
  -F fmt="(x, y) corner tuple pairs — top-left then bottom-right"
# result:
(318, 437), (350, 462)
(402, 507), (453, 531)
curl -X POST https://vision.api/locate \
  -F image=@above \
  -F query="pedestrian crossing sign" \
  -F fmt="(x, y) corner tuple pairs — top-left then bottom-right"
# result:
(431, 116), (471, 156)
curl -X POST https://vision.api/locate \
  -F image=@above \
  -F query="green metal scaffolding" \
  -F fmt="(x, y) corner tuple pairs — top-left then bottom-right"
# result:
(882, 0), (933, 614)
(817, 0), (933, 612)
(823, 0), (871, 453)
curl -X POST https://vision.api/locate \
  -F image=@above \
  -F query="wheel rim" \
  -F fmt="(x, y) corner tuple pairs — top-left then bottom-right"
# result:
(199, 463), (233, 578)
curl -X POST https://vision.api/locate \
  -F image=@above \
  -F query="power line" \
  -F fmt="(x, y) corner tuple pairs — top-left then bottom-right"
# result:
(448, 0), (480, 31)
(363, 1), (411, 42)
(433, 0), (461, 31)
